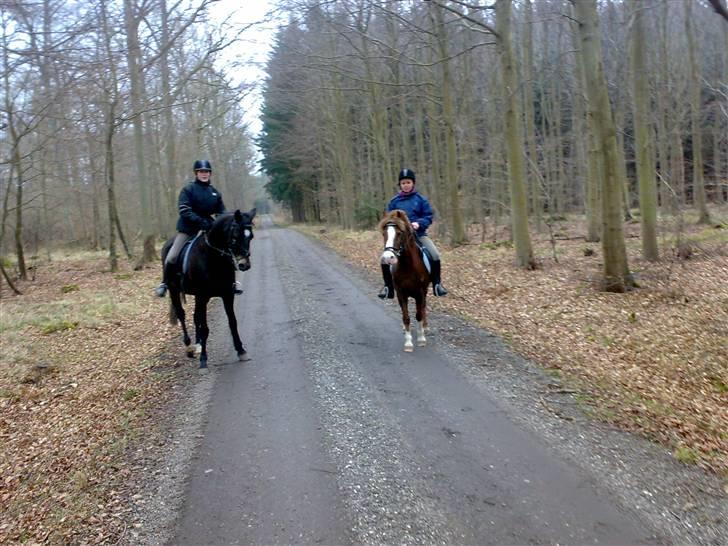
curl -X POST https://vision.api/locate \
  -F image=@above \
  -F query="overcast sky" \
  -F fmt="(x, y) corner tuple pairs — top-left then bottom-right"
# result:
(209, 0), (280, 138)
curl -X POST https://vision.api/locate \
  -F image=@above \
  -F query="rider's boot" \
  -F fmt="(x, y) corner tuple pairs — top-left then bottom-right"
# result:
(155, 260), (176, 297)
(431, 260), (448, 297)
(378, 264), (395, 299)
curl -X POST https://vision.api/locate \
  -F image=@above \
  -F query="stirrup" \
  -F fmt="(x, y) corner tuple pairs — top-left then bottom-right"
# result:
(233, 281), (243, 295)
(433, 283), (448, 297)
(155, 283), (168, 298)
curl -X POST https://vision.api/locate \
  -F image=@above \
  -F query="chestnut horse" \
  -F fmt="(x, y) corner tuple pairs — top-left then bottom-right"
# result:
(378, 210), (429, 352)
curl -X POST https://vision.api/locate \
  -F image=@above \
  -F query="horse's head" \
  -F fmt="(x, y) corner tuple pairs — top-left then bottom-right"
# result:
(210, 208), (256, 271)
(378, 210), (412, 266)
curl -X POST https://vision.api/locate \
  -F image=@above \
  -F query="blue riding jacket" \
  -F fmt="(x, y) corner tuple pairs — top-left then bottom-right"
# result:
(386, 190), (434, 237)
(176, 179), (226, 235)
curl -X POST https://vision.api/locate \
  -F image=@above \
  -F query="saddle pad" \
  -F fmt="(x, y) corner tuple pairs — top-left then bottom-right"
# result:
(416, 239), (432, 273)
(181, 232), (202, 275)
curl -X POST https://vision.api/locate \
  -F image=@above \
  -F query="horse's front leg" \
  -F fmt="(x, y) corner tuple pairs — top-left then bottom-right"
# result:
(222, 294), (249, 361)
(398, 292), (413, 352)
(415, 292), (427, 347)
(193, 296), (210, 368)
(169, 289), (193, 357)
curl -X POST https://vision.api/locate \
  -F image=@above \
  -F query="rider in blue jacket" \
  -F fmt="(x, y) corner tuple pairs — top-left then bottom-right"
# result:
(379, 168), (448, 299)
(155, 160), (241, 297)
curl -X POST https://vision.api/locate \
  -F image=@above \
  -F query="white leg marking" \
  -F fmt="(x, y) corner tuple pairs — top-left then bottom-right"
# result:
(416, 321), (427, 346)
(404, 329), (414, 352)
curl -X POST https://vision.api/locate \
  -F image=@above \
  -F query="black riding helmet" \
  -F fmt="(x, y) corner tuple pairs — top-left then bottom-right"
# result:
(398, 168), (415, 183)
(193, 159), (212, 172)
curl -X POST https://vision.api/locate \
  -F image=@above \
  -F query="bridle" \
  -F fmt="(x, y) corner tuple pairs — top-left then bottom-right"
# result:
(205, 219), (254, 261)
(383, 221), (405, 258)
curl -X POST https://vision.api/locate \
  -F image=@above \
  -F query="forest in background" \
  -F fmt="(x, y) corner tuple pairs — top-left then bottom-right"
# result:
(1, 0), (727, 292)
(0, 0), (266, 281)
(260, 0), (727, 290)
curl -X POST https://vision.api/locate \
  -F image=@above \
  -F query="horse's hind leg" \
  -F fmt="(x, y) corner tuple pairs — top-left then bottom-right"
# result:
(169, 290), (193, 356)
(193, 296), (210, 368)
(222, 295), (248, 361)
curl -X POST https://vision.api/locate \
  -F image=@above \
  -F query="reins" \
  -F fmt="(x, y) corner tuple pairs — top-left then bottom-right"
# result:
(204, 220), (253, 260)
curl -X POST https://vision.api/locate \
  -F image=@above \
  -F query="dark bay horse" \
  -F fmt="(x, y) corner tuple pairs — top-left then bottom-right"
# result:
(378, 209), (429, 352)
(161, 209), (256, 368)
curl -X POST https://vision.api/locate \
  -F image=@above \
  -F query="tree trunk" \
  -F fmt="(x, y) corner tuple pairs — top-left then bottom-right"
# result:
(630, 0), (659, 260)
(433, 4), (466, 245)
(573, 0), (633, 292)
(523, 0), (542, 232)
(124, 0), (156, 265)
(496, 0), (536, 269)
(684, 0), (711, 224)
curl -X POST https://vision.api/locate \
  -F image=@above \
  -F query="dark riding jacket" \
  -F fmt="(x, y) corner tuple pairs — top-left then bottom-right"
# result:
(386, 190), (433, 237)
(176, 179), (226, 235)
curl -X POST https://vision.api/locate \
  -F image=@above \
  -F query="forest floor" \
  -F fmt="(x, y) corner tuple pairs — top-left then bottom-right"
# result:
(0, 207), (725, 544)
(0, 254), (186, 544)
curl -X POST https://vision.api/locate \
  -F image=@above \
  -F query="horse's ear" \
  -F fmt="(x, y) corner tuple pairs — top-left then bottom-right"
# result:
(234, 209), (242, 221)
(249, 207), (257, 219)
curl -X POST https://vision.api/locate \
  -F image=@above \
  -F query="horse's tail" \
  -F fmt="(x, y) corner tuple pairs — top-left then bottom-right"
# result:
(168, 302), (178, 325)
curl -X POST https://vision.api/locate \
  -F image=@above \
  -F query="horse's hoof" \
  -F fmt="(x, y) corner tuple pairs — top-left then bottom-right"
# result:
(404, 345), (414, 353)
(186, 348), (195, 358)
(238, 352), (251, 362)
(417, 340), (427, 347)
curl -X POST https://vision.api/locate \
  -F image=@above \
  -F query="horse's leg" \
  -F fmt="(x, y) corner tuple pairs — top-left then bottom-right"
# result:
(222, 294), (248, 361)
(169, 289), (193, 357)
(398, 292), (413, 352)
(193, 296), (210, 368)
(415, 292), (427, 347)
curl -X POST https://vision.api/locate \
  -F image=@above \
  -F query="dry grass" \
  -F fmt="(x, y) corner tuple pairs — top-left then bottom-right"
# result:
(0, 253), (183, 544)
(301, 206), (728, 477)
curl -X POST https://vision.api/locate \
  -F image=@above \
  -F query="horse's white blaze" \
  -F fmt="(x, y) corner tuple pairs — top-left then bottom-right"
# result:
(416, 321), (426, 346)
(380, 225), (398, 265)
(404, 330), (414, 352)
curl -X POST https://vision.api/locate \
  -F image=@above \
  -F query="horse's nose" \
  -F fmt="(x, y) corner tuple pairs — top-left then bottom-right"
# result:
(381, 251), (397, 265)
(238, 259), (251, 271)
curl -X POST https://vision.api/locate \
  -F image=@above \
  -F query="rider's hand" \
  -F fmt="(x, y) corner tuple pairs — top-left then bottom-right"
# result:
(411, 222), (420, 230)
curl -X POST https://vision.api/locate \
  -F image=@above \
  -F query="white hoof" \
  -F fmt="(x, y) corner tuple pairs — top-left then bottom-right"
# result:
(417, 338), (426, 347)
(404, 344), (414, 352)
(193, 344), (202, 356)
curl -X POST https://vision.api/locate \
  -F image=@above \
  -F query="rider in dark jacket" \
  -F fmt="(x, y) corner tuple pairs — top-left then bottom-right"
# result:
(379, 168), (448, 299)
(155, 160), (241, 297)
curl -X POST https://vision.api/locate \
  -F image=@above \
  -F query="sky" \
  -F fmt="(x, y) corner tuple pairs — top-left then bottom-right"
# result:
(208, 0), (280, 139)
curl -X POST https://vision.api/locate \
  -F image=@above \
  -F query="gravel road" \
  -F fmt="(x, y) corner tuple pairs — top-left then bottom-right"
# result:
(131, 217), (726, 545)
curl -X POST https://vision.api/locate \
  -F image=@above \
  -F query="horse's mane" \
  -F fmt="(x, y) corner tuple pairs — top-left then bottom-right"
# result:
(378, 209), (413, 239)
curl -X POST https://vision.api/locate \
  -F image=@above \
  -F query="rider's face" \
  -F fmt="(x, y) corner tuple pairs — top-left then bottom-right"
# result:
(399, 179), (414, 193)
(195, 170), (211, 182)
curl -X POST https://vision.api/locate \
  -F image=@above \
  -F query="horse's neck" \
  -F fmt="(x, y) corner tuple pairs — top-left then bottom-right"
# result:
(400, 238), (423, 269)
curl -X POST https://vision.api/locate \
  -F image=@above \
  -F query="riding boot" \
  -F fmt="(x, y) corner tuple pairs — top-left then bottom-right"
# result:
(378, 263), (395, 299)
(431, 260), (448, 297)
(155, 262), (174, 297)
